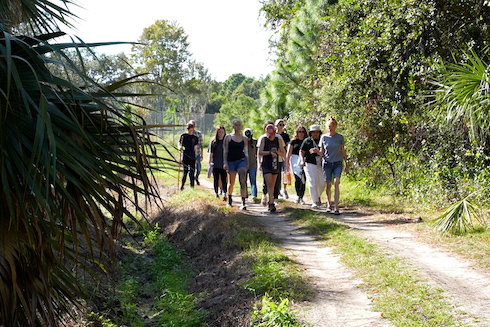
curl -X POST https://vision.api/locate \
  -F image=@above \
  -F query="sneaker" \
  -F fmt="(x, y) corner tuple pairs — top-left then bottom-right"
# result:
(180, 185), (184, 191)
(282, 190), (289, 199)
(252, 196), (258, 202)
(278, 194), (284, 199)
(268, 203), (276, 212)
(240, 204), (247, 210)
(223, 194), (227, 201)
(299, 198), (306, 205)
(311, 202), (319, 208)
(326, 206), (332, 212)
(261, 195), (267, 206)
(295, 197), (300, 204)
(334, 210), (340, 215)
(216, 194), (219, 198)
(196, 179), (200, 185)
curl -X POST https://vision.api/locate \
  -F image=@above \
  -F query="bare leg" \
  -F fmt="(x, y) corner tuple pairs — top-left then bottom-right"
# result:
(228, 172), (237, 195)
(333, 176), (341, 211)
(238, 168), (248, 198)
(326, 181), (332, 209)
(227, 172), (237, 206)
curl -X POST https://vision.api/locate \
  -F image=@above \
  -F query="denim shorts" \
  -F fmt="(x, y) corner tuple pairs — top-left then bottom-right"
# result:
(227, 157), (248, 173)
(322, 161), (343, 182)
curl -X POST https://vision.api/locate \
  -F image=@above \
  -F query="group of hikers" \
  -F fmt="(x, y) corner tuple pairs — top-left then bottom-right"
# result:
(179, 117), (348, 214)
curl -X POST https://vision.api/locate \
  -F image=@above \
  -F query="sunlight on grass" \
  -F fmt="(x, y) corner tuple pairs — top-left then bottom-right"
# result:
(286, 207), (464, 326)
(235, 228), (312, 301)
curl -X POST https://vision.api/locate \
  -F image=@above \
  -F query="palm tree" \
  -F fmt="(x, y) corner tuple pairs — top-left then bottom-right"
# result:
(431, 49), (490, 234)
(433, 48), (490, 143)
(1, 1), (161, 325)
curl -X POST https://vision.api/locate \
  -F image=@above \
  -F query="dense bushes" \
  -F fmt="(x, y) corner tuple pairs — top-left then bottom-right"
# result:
(259, 0), (490, 208)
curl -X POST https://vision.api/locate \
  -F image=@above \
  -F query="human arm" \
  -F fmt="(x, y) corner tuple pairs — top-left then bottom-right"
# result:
(178, 134), (184, 151)
(285, 144), (293, 171)
(223, 134), (229, 170)
(198, 132), (203, 160)
(318, 135), (325, 157)
(209, 142), (214, 165)
(277, 138), (286, 162)
(341, 144), (348, 173)
(257, 136), (263, 170)
(299, 138), (308, 166)
(299, 150), (306, 166)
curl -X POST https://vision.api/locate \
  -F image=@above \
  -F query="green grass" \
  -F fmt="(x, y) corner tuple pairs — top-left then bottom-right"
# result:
(109, 224), (207, 326)
(286, 207), (467, 326)
(235, 228), (312, 301)
(251, 294), (305, 327)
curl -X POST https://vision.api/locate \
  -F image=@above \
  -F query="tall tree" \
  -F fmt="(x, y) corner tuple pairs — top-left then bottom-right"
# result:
(260, 0), (329, 123)
(132, 19), (191, 92)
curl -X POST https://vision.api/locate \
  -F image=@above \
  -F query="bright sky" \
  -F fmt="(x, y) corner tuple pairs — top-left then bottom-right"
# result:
(67, 0), (275, 82)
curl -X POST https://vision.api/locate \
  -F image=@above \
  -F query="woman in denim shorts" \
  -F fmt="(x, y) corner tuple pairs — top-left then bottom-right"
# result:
(224, 119), (249, 210)
(319, 117), (348, 214)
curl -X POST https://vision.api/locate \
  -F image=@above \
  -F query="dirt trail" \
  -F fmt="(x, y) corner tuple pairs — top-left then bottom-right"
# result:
(200, 180), (490, 326)
(338, 212), (490, 326)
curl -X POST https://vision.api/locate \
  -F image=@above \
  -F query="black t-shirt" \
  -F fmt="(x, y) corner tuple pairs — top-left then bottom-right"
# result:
(289, 138), (303, 155)
(300, 137), (321, 164)
(280, 132), (291, 146)
(180, 133), (199, 161)
(211, 139), (225, 169)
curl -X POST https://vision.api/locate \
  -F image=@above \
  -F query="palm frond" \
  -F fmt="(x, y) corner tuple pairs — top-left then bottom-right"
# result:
(432, 49), (490, 142)
(432, 196), (486, 235)
(0, 0), (79, 33)
(1, 31), (162, 326)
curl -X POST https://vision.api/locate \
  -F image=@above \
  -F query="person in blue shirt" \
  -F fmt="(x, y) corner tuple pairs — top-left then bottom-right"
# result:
(319, 116), (348, 214)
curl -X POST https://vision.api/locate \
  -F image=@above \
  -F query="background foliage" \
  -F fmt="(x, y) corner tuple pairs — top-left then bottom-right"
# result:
(258, 0), (490, 209)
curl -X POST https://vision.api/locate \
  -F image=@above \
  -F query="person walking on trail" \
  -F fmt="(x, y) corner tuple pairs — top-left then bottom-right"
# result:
(260, 120), (275, 206)
(209, 125), (228, 200)
(223, 119), (249, 210)
(320, 116), (348, 215)
(258, 123), (286, 212)
(275, 119), (290, 200)
(300, 124), (325, 208)
(189, 120), (203, 186)
(178, 123), (199, 190)
(244, 128), (258, 201)
(285, 126), (307, 205)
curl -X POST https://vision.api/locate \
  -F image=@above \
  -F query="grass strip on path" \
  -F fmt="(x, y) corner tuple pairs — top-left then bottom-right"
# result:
(286, 207), (468, 327)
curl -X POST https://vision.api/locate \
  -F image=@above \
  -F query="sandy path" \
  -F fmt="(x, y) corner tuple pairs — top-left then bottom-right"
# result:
(200, 179), (490, 326)
(338, 212), (490, 326)
(250, 208), (389, 326)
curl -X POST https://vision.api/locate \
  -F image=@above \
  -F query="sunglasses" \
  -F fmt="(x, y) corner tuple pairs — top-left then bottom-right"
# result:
(278, 123), (284, 126)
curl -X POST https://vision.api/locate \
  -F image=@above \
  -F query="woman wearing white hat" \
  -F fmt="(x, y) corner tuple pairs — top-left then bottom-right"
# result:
(299, 124), (325, 208)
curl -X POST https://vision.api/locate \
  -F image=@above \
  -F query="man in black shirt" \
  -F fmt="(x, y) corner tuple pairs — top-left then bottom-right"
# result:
(178, 123), (199, 190)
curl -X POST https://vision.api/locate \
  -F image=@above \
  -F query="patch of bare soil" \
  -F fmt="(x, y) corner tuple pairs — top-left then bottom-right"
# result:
(153, 199), (257, 326)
